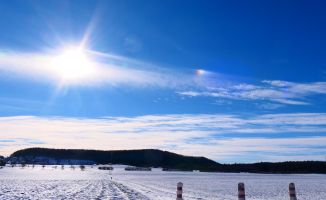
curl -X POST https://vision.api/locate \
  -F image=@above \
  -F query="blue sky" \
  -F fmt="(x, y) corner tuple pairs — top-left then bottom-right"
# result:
(0, 0), (325, 162)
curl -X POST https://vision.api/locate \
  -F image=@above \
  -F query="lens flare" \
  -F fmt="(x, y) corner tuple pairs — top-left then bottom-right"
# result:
(196, 69), (206, 75)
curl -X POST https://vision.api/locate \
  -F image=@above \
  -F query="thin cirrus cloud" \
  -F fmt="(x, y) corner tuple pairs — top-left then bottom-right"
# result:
(0, 113), (325, 162)
(1, 49), (326, 108)
(178, 80), (326, 106)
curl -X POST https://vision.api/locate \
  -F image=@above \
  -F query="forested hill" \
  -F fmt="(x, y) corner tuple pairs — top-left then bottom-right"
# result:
(10, 148), (220, 171)
(10, 148), (326, 173)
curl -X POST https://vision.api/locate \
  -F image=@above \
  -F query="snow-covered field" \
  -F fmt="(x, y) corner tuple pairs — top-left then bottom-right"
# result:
(0, 165), (325, 200)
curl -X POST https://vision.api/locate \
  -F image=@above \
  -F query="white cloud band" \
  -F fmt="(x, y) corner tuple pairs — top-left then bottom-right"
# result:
(0, 113), (325, 162)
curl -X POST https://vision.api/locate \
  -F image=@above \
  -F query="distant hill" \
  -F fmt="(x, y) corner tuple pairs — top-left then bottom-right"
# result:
(9, 148), (326, 173)
(10, 148), (220, 171)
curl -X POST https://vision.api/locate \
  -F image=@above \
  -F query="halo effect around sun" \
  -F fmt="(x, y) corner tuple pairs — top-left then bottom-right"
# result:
(51, 47), (95, 82)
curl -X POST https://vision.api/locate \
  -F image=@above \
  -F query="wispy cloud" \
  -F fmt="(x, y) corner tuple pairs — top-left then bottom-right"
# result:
(0, 113), (325, 162)
(178, 80), (326, 106)
(1, 49), (326, 108)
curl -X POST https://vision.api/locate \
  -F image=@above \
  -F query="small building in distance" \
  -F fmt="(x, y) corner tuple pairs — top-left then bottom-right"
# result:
(98, 165), (114, 170)
(125, 166), (151, 171)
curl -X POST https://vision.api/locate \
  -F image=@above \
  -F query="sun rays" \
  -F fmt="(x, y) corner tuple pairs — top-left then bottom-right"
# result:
(50, 46), (96, 83)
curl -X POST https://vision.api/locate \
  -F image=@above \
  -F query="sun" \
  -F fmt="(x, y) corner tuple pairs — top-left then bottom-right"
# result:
(51, 47), (95, 82)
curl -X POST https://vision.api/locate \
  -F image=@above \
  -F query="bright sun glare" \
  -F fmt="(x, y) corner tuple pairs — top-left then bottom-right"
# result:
(51, 47), (95, 82)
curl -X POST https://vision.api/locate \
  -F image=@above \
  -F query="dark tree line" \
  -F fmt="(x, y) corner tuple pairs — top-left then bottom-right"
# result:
(0, 156), (5, 166)
(213, 161), (326, 173)
(10, 148), (326, 173)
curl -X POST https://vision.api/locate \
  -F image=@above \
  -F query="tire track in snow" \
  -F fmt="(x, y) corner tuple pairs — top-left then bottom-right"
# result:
(112, 181), (151, 200)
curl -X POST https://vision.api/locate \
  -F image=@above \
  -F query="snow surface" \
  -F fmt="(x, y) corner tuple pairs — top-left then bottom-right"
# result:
(0, 165), (325, 199)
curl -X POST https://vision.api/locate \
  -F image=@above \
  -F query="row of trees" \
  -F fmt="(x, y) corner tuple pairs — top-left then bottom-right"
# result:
(8, 163), (87, 171)
(213, 161), (326, 173)
(0, 156), (5, 166)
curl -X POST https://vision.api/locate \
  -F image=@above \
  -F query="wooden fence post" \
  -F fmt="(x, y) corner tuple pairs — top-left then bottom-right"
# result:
(176, 182), (183, 200)
(238, 182), (246, 200)
(289, 183), (297, 200)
